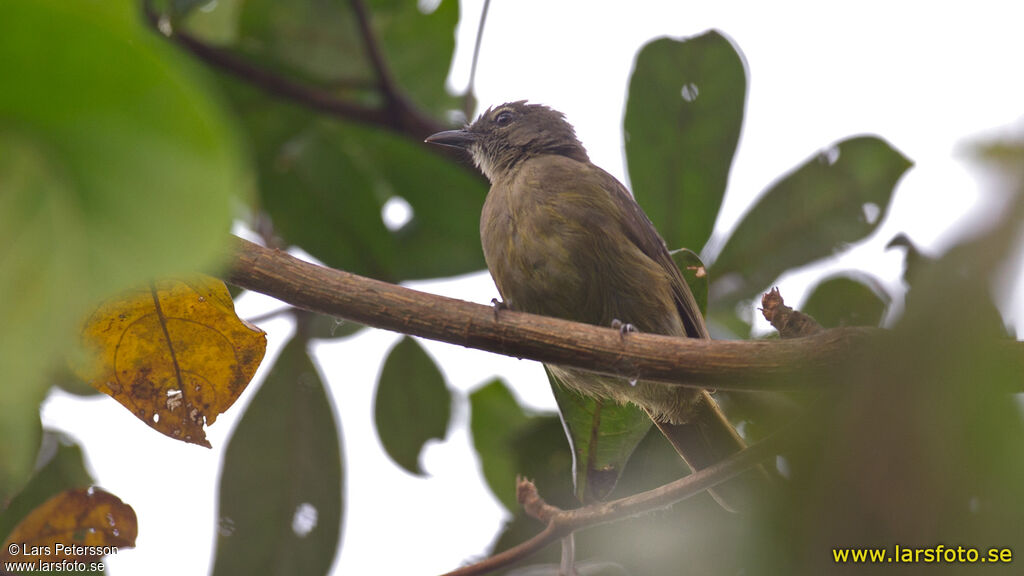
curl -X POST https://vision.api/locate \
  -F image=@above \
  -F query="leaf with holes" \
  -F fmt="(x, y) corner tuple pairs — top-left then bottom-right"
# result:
(625, 31), (746, 254)
(710, 136), (911, 307)
(374, 337), (451, 475)
(213, 335), (343, 576)
(73, 276), (267, 447)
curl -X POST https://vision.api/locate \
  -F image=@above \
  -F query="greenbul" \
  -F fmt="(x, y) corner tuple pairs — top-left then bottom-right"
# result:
(427, 101), (759, 511)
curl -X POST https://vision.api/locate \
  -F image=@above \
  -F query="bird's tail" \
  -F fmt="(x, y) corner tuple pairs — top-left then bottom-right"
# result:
(650, 390), (770, 513)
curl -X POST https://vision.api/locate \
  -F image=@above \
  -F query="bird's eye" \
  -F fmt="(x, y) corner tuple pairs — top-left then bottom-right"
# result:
(494, 110), (514, 126)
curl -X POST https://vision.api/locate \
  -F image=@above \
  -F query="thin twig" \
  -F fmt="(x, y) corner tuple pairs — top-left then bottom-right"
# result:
(347, 0), (448, 137)
(140, 0), (444, 138)
(467, 0), (491, 94)
(441, 429), (787, 576)
(463, 0), (491, 118)
(349, 0), (398, 97)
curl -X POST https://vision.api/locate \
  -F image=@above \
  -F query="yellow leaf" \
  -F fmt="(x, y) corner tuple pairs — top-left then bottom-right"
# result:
(1, 487), (137, 563)
(75, 276), (267, 447)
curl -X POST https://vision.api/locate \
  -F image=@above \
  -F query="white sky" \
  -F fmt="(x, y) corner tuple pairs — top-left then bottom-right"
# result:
(40, 1), (1024, 575)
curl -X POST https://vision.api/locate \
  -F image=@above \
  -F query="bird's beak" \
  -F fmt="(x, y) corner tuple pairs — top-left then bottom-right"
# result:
(425, 129), (479, 149)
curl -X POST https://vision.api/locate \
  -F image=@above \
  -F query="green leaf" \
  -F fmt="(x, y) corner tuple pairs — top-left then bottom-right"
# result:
(372, 0), (461, 115)
(671, 248), (709, 317)
(0, 434), (93, 544)
(213, 336), (343, 576)
(0, 0), (244, 286)
(50, 364), (103, 397)
(624, 31), (746, 254)
(181, 0), (244, 44)
(802, 274), (888, 328)
(0, 136), (73, 498)
(0, 0), (243, 498)
(469, 380), (575, 512)
(487, 413), (577, 560)
(238, 0), (367, 83)
(374, 337), (451, 475)
(711, 136), (911, 306)
(469, 380), (531, 511)
(171, 0), (218, 18)
(227, 87), (486, 280)
(547, 369), (651, 502)
(609, 425), (690, 496)
(233, 0), (459, 115)
(209, 0), (476, 280)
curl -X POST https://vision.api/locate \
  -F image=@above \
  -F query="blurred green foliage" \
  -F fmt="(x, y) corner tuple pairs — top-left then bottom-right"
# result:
(2, 1), (1021, 574)
(0, 0), (245, 500)
(750, 206), (1024, 575)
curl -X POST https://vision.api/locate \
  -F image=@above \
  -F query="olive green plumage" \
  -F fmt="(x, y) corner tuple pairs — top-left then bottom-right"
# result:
(427, 101), (759, 510)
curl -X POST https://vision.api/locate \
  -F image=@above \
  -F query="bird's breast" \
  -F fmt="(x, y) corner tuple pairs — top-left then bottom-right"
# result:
(480, 179), (588, 320)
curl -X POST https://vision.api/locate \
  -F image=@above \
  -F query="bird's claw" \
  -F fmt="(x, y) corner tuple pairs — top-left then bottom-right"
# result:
(491, 298), (510, 321)
(611, 319), (637, 340)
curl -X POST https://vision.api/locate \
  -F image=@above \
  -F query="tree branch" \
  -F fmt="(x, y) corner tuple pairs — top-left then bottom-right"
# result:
(225, 237), (1024, 389)
(227, 236), (868, 390)
(441, 428), (787, 576)
(760, 287), (823, 338)
(140, 0), (445, 139)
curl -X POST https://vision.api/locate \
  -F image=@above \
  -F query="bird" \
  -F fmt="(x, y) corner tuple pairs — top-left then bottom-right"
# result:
(426, 101), (760, 511)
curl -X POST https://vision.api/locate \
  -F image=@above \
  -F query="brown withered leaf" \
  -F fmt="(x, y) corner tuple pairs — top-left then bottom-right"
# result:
(1, 487), (137, 563)
(75, 276), (267, 447)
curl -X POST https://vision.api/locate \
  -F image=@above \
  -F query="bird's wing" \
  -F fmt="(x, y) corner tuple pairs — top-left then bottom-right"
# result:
(595, 168), (710, 340)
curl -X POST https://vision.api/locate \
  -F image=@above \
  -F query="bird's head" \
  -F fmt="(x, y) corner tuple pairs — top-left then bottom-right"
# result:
(426, 101), (588, 182)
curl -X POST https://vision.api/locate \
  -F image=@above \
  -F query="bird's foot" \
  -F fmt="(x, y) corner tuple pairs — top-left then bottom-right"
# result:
(610, 319), (637, 340)
(491, 298), (511, 321)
